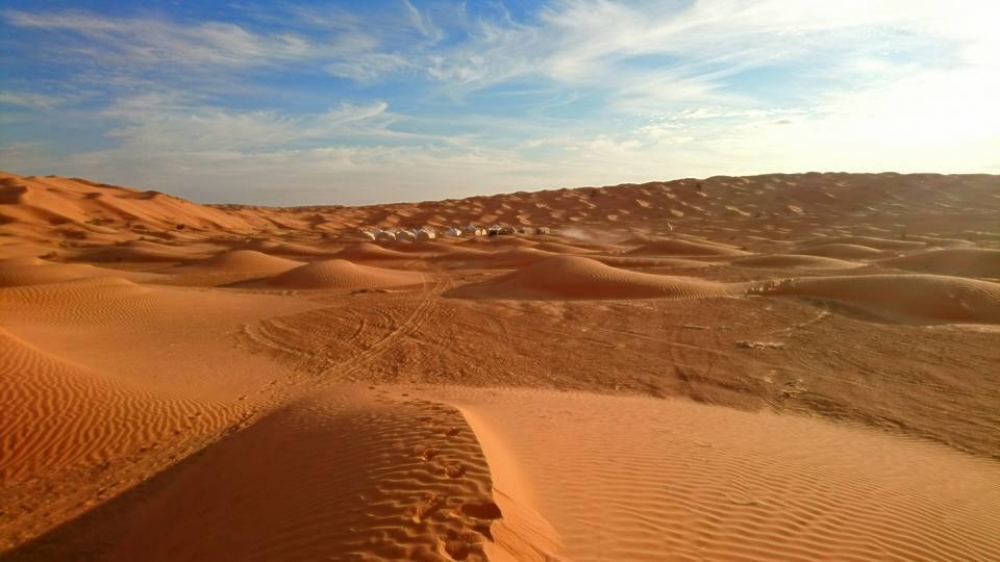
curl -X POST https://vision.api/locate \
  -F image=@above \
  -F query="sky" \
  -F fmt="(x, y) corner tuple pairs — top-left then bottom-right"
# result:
(1, 0), (998, 206)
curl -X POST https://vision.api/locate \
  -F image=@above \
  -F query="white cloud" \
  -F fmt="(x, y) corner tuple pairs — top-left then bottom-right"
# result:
(325, 53), (412, 82)
(0, 91), (66, 109)
(96, 94), (397, 153)
(2, 8), (369, 71)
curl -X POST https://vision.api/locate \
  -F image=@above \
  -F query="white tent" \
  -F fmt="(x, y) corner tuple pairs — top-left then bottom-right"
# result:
(375, 230), (397, 242)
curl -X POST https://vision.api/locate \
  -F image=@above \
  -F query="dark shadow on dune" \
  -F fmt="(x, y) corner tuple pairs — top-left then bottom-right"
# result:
(0, 444), (217, 561)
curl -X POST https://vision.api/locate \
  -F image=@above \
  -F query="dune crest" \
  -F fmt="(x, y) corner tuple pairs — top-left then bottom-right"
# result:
(0, 258), (159, 287)
(627, 238), (748, 257)
(183, 249), (304, 274)
(880, 248), (1000, 278)
(752, 274), (1000, 323)
(267, 259), (426, 290)
(439, 388), (1000, 562)
(451, 255), (731, 300)
(733, 254), (862, 270)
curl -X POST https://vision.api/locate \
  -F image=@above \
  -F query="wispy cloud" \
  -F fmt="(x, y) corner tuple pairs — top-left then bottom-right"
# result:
(0, 90), (67, 109)
(5, 10), (317, 66)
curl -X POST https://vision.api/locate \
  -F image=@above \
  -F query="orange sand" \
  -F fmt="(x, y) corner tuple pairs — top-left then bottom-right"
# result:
(2, 170), (1000, 560)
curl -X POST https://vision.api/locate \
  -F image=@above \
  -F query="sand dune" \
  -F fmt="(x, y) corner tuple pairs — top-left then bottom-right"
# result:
(75, 241), (205, 263)
(732, 254), (862, 270)
(451, 255), (730, 300)
(593, 255), (711, 268)
(0, 258), (159, 287)
(0, 173), (256, 237)
(67, 389), (507, 562)
(880, 248), (1000, 278)
(267, 259), (426, 290)
(532, 241), (591, 254)
(240, 238), (337, 258)
(796, 243), (888, 259)
(444, 388), (1000, 562)
(399, 241), (495, 260)
(333, 242), (414, 261)
(798, 235), (928, 251)
(473, 247), (561, 269)
(753, 274), (1000, 323)
(0, 276), (320, 399)
(0, 327), (217, 482)
(627, 238), (749, 257)
(0, 325), (230, 549)
(181, 249), (304, 274)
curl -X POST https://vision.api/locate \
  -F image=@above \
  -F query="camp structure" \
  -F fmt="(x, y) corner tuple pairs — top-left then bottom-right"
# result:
(374, 229), (397, 242)
(464, 224), (486, 236)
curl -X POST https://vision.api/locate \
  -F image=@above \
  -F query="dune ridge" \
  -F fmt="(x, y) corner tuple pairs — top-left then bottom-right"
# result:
(732, 254), (862, 270)
(0, 258), (159, 287)
(451, 255), (730, 300)
(880, 248), (1000, 278)
(182, 249), (304, 274)
(627, 238), (749, 257)
(440, 388), (1000, 562)
(793, 243), (888, 259)
(752, 274), (1000, 323)
(267, 259), (426, 290)
(0, 327), (219, 482)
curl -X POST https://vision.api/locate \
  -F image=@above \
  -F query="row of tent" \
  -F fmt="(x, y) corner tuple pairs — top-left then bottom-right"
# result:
(362, 225), (550, 242)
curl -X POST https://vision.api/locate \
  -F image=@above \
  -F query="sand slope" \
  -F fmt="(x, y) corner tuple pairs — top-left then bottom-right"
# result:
(627, 238), (748, 257)
(799, 235), (927, 251)
(443, 388), (1000, 562)
(267, 259), (426, 290)
(75, 241), (206, 263)
(753, 274), (1000, 323)
(0, 173), (256, 240)
(0, 328), (217, 482)
(182, 250), (304, 274)
(80, 389), (509, 562)
(334, 242), (414, 261)
(451, 255), (730, 300)
(0, 258), (159, 287)
(795, 243), (888, 259)
(475, 247), (561, 269)
(880, 248), (1000, 278)
(732, 254), (862, 270)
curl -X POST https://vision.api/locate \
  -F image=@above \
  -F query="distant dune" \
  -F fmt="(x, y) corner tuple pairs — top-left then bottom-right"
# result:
(450, 255), (731, 300)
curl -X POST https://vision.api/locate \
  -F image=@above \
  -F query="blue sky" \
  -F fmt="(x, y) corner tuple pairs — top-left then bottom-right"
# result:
(1, 0), (998, 205)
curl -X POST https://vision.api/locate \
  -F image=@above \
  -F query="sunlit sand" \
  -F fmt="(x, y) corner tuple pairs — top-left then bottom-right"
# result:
(2, 171), (1000, 560)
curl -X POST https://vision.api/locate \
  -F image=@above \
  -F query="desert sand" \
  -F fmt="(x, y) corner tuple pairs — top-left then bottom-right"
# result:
(2, 170), (1000, 561)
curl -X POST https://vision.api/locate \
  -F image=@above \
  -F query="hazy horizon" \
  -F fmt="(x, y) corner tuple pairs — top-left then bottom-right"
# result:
(2, 0), (998, 206)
